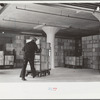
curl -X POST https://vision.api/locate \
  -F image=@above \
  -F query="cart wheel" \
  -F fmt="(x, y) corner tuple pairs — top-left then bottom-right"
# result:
(39, 73), (42, 77)
(43, 72), (45, 76)
(44, 72), (46, 76)
(37, 72), (39, 77)
(48, 71), (50, 75)
(42, 72), (44, 76)
(38, 73), (40, 77)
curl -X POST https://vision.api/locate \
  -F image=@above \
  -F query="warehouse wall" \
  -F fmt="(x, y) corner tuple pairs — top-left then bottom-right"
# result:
(0, 36), (12, 50)
(2, 32), (100, 70)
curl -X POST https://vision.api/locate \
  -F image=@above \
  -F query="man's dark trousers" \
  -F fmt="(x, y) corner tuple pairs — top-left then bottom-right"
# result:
(20, 55), (36, 78)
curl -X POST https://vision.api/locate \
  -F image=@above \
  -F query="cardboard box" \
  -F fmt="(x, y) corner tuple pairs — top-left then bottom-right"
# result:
(82, 37), (87, 41)
(93, 35), (98, 40)
(87, 36), (93, 40)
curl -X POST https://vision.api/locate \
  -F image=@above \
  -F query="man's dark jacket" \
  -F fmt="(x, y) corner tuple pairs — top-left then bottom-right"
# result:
(22, 40), (38, 58)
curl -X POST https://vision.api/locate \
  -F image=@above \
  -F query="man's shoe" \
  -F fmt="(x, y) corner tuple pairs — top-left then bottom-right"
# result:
(22, 78), (26, 81)
(33, 74), (36, 78)
(25, 72), (29, 76)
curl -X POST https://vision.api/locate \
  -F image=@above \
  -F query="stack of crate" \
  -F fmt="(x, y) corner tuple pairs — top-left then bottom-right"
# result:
(82, 36), (87, 68)
(54, 38), (64, 67)
(92, 35), (100, 69)
(54, 37), (84, 67)
(34, 54), (41, 71)
(34, 37), (41, 71)
(0, 51), (4, 66)
(75, 38), (82, 56)
(40, 37), (50, 70)
(34, 37), (51, 71)
(75, 56), (83, 66)
(54, 38), (76, 67)
(64, 39), (75, 56)
(65, 56), (76, 66)
(13, 35), (25, 67)
(5, 55), (14, 65)
(46, 42), (51, 69)
(6, 43), (14, 51)
(82, 35), (100, 69)
(13, 35), (25, 59)
(5, 43), (14, 68)
(65, 56), (82, 67)
(82, 36), (93, 68)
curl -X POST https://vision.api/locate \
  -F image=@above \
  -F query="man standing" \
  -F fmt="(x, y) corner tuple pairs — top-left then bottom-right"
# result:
(20, 37), (38, 81)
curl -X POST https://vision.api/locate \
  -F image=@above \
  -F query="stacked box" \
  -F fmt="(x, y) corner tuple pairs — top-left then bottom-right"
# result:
(34, 55), (41, 71)
(40, 37), (46, 42)
(6, 43), (14, 51)
(55, 38), (63, 67)
(92, 35), (99, 69)
(12, 35), (25, 67)
(65, 56), (83, 66)
(65, 56), (76, 65)
(75, 56), (83, 66)
(82, 36), (93, 68)
(13, 35), (25, 58)
(34, 64), (41, 71)
(54, 38), (75, 67)
(0, 51), (4, 65)
(40, 37), (50, 70)
(5, 55), (14, 65)
(47, 43), (51, 49)
(75, 38), (82, 56)
(82, 35), (100, 69)
(41, 42), (46, 48)
(41, 63), (48, 70)
(29, 37), (51, 71)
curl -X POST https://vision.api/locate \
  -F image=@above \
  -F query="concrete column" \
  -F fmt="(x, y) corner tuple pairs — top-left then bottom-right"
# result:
(42, 26), (60, 69)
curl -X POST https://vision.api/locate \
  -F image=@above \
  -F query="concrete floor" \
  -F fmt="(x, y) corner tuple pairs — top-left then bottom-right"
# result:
(0, 67), (100, 82)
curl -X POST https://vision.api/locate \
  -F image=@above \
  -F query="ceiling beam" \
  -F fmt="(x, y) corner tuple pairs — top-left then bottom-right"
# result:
(3, 18), (70, 29)
(36, 3), (100, 13)
(0, 27), (45, 36)
(16, 6), (99, 22)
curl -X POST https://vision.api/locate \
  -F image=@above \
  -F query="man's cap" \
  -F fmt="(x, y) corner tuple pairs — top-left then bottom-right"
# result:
(30, 37), (37, 41)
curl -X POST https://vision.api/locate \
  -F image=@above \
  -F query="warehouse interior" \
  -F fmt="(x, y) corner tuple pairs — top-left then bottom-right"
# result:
(0, 3), (100, 82)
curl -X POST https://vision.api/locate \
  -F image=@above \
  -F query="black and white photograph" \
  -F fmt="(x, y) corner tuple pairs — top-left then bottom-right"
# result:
(0, 1), (100, 99)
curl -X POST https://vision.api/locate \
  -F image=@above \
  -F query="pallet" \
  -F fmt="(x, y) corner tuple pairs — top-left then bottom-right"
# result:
(64, 64), (83, 69)
(26, 69), (51, 77)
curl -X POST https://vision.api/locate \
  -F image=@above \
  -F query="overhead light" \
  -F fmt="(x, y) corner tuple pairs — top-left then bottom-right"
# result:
(96, 6), (100, 11)
(76, 10), (81, 14)
(93, 6), (100, 13)
(2, 31), (4, 34)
